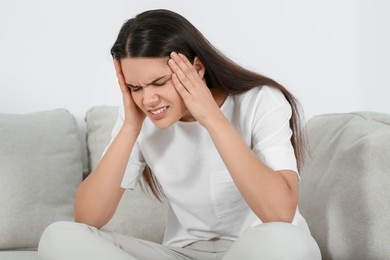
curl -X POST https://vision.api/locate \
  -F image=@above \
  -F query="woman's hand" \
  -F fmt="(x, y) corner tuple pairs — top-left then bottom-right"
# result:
(168, 53), (297, 222)
(168, 52), (224, 127)
(75, 59), (144, 228)
(114, 59), (146, 133)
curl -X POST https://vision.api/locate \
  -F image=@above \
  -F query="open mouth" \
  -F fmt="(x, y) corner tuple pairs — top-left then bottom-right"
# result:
(149, 106), (168, 115)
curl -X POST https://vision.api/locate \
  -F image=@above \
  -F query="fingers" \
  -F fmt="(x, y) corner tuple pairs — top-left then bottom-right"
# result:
(168, 52), (199, 90)
(113, 59), (130, 95)
(114, 59), (136, 111)
(171, 73), (191, 99)
(170, 52), (196, 76)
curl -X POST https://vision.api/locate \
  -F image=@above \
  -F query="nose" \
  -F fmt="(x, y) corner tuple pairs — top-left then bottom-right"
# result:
(142, 87), (159, 107)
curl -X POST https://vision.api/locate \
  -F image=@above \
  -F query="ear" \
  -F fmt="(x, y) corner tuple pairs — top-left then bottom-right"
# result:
(193, 56), (206, 79)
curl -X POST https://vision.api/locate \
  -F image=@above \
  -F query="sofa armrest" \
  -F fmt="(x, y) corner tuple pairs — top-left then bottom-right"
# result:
(299, 112), (390, 259)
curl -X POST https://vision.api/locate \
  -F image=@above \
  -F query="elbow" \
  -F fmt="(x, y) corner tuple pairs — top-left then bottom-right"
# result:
(261, 212), (295, 224)
(279, 205), (297, 223)
(259, 202), (297, 224)
(73, 193), (111, 229)
(270, 212), (295, 223)
(74, 212), (107, 229)
(73, 203), (110, 229)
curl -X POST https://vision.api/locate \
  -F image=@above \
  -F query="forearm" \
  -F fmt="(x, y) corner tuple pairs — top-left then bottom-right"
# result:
(205, 115), (298, 223)
(74, 124), (139, 228)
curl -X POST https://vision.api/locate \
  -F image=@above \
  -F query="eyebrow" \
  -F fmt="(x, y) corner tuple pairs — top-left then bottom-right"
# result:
(126, 75), (170, 89)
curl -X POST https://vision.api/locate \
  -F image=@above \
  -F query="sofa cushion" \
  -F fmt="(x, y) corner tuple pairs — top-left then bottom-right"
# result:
(85, 106), (166, 243)
(0, 109), (83, 250)
(0, 251), (37, 260)
(85, 106), (119, 176)
(299, 112), (390, 259)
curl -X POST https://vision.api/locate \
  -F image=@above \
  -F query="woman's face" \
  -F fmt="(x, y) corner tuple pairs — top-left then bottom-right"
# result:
(120, 56), (194, 129)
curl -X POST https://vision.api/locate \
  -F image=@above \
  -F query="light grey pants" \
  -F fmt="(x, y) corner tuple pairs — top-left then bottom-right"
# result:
(38, 221), (321, 260)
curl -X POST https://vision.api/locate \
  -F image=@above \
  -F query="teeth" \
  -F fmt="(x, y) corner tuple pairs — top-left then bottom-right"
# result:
(150, 107), (167, 115)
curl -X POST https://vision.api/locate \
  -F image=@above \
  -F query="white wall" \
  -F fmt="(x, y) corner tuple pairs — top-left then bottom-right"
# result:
(1, 1), (389, 121)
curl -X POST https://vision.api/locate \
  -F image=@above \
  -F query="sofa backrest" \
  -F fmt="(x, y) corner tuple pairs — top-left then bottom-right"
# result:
(299, 112), (390, 260)
(0, 109), (83, 250)
(3, 107), (388, 255)
(0, 106), (167, 251)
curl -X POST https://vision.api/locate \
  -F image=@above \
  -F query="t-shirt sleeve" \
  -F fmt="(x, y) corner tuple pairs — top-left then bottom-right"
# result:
(102, 106), (146, 190)
(251, 87), (299, 175)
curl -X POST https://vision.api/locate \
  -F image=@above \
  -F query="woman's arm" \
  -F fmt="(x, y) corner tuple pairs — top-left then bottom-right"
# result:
(74, 125), (138, 228)
(74, 60), (145, 228)
(169, 52), (298, 223)
(203, 115), (298, 223)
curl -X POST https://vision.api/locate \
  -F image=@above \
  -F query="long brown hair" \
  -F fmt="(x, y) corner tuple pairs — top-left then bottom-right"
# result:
(111, 9), (305, 199)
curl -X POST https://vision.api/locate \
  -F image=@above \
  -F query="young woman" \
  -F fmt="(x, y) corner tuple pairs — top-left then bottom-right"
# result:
(38, 9), (321, 260)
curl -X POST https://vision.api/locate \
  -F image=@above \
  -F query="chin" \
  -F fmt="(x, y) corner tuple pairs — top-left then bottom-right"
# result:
(150, 119), (175, 129)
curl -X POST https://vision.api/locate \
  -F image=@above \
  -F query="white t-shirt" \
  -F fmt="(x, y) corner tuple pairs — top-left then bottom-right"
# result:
(109, 86), (309, 248)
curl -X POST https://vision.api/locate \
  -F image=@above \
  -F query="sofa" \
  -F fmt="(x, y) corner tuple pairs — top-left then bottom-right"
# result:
(0, 107), (389, 260)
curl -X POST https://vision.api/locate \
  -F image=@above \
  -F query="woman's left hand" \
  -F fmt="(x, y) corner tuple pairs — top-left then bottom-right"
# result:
(168, 52), (224, 127)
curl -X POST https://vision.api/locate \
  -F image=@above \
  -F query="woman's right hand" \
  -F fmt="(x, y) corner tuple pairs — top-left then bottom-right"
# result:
(114, 59), (146, 133)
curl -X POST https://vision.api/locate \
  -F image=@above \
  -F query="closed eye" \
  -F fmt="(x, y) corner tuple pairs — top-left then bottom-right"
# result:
(126, 74), (171, 92)
(127, 85), (142, 92)
(152, 79), (170, 87)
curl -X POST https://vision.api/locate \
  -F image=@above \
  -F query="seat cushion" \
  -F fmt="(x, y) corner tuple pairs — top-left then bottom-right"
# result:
(0, 109), (83, 250)
(299, 112), (390, 259)
(85, 106), (166, 243)
(0, 251), (37, 260)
